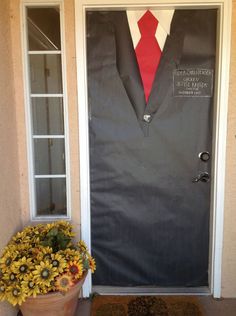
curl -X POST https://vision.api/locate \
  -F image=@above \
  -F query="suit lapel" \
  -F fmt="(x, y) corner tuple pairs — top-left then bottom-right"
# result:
(113, 12), (146, 121)
(145, 11), (186, 119)
(89, 11), (146, 122)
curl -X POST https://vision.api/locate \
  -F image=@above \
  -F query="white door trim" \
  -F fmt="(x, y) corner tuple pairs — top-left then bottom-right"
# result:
(75, 0), (232, 298)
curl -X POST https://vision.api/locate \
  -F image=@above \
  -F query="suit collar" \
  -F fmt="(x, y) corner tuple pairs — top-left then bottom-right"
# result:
(127, 10), (174, 50)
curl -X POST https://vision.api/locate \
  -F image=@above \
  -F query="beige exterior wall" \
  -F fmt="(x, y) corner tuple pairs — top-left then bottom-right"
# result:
(221, 0), (236, 298)
(0, 1), (22, 315)
(0, 1), (236, 308)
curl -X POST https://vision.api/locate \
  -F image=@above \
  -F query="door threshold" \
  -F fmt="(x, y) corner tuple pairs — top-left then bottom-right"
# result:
(92, 286), (211, 296)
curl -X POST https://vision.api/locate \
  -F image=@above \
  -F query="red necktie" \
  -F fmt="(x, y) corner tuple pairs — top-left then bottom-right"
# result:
(135, 10), (162, 103)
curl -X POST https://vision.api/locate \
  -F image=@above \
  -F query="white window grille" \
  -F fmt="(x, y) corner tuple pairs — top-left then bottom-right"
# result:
(22, 2), (70, 220)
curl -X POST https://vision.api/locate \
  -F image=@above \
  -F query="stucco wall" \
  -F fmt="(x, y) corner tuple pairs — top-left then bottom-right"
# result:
(221, 0), (236, 298)
(0, 0), (22, 315)
(0, 0), (236, 301)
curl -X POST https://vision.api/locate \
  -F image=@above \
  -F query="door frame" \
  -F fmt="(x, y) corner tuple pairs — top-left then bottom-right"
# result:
(75, 0), (232, 298)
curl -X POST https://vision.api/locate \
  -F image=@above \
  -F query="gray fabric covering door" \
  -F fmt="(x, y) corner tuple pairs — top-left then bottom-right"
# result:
(86, 9), (217, 287)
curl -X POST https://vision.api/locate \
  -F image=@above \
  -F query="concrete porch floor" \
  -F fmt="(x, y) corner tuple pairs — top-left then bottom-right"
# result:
(76, 297), (236, 315)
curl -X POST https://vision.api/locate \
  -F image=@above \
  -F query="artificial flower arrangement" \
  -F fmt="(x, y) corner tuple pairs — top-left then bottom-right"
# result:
(0, 221), (96, 306)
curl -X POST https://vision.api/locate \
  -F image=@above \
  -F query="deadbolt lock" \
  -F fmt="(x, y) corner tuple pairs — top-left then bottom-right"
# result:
(199, 151), (210, 162)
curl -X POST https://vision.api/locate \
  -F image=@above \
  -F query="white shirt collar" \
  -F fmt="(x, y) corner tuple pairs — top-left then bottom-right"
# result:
(127, 10), (175, 51)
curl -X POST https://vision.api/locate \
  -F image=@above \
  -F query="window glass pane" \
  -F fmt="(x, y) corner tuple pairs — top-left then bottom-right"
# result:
(36, 178), (66, 216)
(27, 7), (61, 50)
(34, 139), (65, 175)
(26, 5), (68, 218)
(30, 55), (62, 94)
(32, 97), (64, 135)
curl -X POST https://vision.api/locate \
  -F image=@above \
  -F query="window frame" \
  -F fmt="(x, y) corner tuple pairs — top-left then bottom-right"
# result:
(21, 0), (71, 221)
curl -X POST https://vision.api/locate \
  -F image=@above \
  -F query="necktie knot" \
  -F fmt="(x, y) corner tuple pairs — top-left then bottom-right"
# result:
(138, 10), (158, 37)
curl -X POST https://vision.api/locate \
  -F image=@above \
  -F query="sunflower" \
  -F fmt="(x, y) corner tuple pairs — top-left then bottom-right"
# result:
(23, 225), (41, 239)
(25, 224), (44, 239)
(55, 221), (75, 237)
(78, 240), (89, 254)
(55, 220), (72, 229)
(21, 225), (33, 234)
(67, 261), (83, 279)
(14, 243), (31, 257)
(33, 261), (59, 288)
(88, 256), (96, 273)
(12, 231), (31, 245)
(12, 257), (33, 279)
(1, 244), (18, 255)
(60, 248), (80, 262)
(0, 250), (17, 272)
(45, 222), (57, 232)
(55, 273), (74, 293)
(3, 272), (18, 284)
(58, 221), (75, 238)
(49, 279), (57, 292)
(0, 281), (6, 301)
(50, 253), (67, 274)
(30, 235), (40, 246)
(36, 246), (53, 262)
(6, 285), (27, 306)
(30, 247), (42, 259)
(21, 274), (41, 297)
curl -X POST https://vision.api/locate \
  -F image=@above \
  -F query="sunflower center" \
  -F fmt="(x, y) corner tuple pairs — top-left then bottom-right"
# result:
(12, 288), (19, 297)
(10, 273), (16, 282)
(28, 281), (35, 289)
(61, 278), (69, 287)
(41, 268), (50, 279)
(5, 257), (12, 266)
(52, 260), (59, 267)
(19, 264), (28, 273)
(43, 254), (51, 260)
(69, 265), (79, 274)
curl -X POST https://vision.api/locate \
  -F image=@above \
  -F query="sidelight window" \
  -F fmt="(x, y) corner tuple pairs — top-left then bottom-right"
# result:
(23, 4), (70, 219)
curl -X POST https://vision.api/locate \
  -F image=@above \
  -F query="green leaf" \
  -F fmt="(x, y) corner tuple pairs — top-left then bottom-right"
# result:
(83, 259), (89, 270)
(47, 228), (58, 237)
(40, 227), (72, 252)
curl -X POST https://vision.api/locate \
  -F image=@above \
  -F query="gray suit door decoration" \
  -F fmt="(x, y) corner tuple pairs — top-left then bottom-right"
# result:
(86, 9), (217, 287)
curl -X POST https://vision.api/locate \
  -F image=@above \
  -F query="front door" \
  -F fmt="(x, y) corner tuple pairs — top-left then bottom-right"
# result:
(86, 8), (217, 288)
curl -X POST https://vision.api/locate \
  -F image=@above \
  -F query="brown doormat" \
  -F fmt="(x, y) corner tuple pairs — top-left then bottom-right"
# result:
(92, 295), (203, 316)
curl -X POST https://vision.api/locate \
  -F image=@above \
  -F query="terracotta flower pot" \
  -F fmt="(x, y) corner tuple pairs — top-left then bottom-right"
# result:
(20, 273), (87, 316)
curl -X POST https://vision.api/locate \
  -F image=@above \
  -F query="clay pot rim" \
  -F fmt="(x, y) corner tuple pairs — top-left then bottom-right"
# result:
(24, 271), (88, 301)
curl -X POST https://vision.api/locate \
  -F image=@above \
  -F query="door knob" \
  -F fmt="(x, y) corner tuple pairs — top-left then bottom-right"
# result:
(192, 172), (210, 183)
